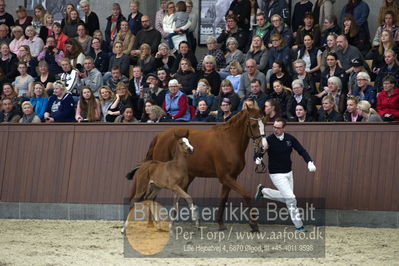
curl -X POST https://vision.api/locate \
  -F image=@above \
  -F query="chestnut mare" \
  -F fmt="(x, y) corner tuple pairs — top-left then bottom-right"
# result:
(123, 129), (198, 234)
(132, 107), (268, 231)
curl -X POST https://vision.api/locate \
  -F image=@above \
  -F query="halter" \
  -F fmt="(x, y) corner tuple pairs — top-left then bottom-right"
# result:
(248, 117), (266, 140)
(248, 116), (267, 173)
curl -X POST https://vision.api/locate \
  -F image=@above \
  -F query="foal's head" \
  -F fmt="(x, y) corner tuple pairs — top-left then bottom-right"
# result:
(174, 129), (194, 155)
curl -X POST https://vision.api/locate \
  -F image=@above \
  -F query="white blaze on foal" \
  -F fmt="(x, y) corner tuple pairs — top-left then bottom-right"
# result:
(182, 137), (194, 152)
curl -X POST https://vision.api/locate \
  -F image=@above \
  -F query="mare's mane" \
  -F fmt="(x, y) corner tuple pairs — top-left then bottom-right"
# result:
(213, 109), (248, 132)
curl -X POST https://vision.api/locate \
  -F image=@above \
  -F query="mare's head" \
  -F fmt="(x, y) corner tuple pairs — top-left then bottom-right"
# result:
(174, 128), (194, 155)
(243, 105), (268, 156)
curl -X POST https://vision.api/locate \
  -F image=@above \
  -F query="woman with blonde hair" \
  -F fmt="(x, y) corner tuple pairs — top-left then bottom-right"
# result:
(114, 20), (135, 55)
(106, 82), (134, 122)
(343, 96), (362, 122)
(25, 25), (44, 58)
(351, 71), (377, 108)
(211, 79), (240, 112)
(357, 100), (383, 122)
(79, 0), (100, 36)
(137, 43), (156, 75)
(368, 30), (399, 74)
(174, 58), (197, 95)
(317, 95), (343, 122)
(226, 60), (243, 94)
(39, 13), (55, 43)
(198, 55), (221, 95)
(99, 86), (116, 122)
(17, 45), (37, 78)
(107, 41), (130, 78)
(148, 105), (170, 122)
(192, 79), (215, 108)
(19, 101), (41, 123)
(245, 35), (268, 72)
(29, 82), (48, 120)
(9, 26), (27, 56)
(43, 80), (75, 122)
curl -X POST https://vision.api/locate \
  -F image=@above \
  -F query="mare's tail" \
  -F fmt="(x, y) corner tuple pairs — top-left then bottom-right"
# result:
(145, 134), (159, 161)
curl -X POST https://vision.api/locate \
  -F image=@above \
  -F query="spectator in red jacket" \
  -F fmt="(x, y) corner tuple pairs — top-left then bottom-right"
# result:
(377, 75), (399, 121)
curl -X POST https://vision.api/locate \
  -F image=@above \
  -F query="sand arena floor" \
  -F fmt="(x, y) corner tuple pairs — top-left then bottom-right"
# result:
(0, 219), (398, 266)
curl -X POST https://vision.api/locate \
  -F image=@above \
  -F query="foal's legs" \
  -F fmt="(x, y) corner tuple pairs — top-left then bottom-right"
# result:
(171, 185), (199, 227)
(219, 175), (259, 232)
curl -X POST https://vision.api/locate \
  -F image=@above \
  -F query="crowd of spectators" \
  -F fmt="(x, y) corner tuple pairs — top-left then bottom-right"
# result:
(0, 0), (398, 123)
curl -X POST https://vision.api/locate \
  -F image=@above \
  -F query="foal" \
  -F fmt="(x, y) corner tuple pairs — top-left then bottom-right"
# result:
(122, 129), (197, 234)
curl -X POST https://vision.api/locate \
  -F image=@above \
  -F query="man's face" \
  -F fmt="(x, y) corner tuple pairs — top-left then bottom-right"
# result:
(0, 2), (5, 13)
(133, 68), (142, 78)
(61, 61), (71, 72)
(292, 84), (303, 96)
(46, 38), (55, 47)
(227, 19), (236, 29)
(256, 16), (265, 27)
(2, 99), (13, 113)
(0, 26), (7, 38)
(294, 63), (305, 74)
(111, 70), (121, 79)
(273, 121), (285, 137)
(84, 60), (93, 71)
(245, 61), (256, 74)
(250, 82), (260, 94)
(271, 16), (281, 28)
(141, 16), (151, 29)
(146, 76), (157, 85)
(336, 36), (346, 50)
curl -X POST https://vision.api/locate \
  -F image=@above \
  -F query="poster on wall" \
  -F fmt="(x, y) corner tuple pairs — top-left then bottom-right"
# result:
(199, 0), (233, 45)
(24, 0), (85, 22)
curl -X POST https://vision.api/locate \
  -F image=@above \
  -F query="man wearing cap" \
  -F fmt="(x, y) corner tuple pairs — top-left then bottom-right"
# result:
(162, 79), (191, 121)
(141, 72), (160, 102)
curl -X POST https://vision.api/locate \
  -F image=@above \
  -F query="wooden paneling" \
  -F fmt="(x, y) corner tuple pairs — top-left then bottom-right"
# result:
(1, 125), (74, 202)
(0, 123), (398, 211)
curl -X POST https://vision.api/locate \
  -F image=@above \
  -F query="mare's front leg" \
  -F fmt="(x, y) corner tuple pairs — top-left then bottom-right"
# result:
(220, 175), (259, 232)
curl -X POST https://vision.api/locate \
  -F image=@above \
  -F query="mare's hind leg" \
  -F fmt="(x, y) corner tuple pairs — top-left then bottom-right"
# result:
(220, 175), (259, 232)
(217, 184), (231, 231)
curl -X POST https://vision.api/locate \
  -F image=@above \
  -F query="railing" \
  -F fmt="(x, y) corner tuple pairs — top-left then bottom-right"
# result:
(0, 122), (398, 211)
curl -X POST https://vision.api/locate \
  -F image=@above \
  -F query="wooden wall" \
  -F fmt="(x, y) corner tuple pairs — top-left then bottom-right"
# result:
(0, 123), (398, 211)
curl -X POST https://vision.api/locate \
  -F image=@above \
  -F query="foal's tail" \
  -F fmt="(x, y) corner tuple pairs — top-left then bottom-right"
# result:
(126, 165), (141, 180)
(145, 134), (159, 161)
